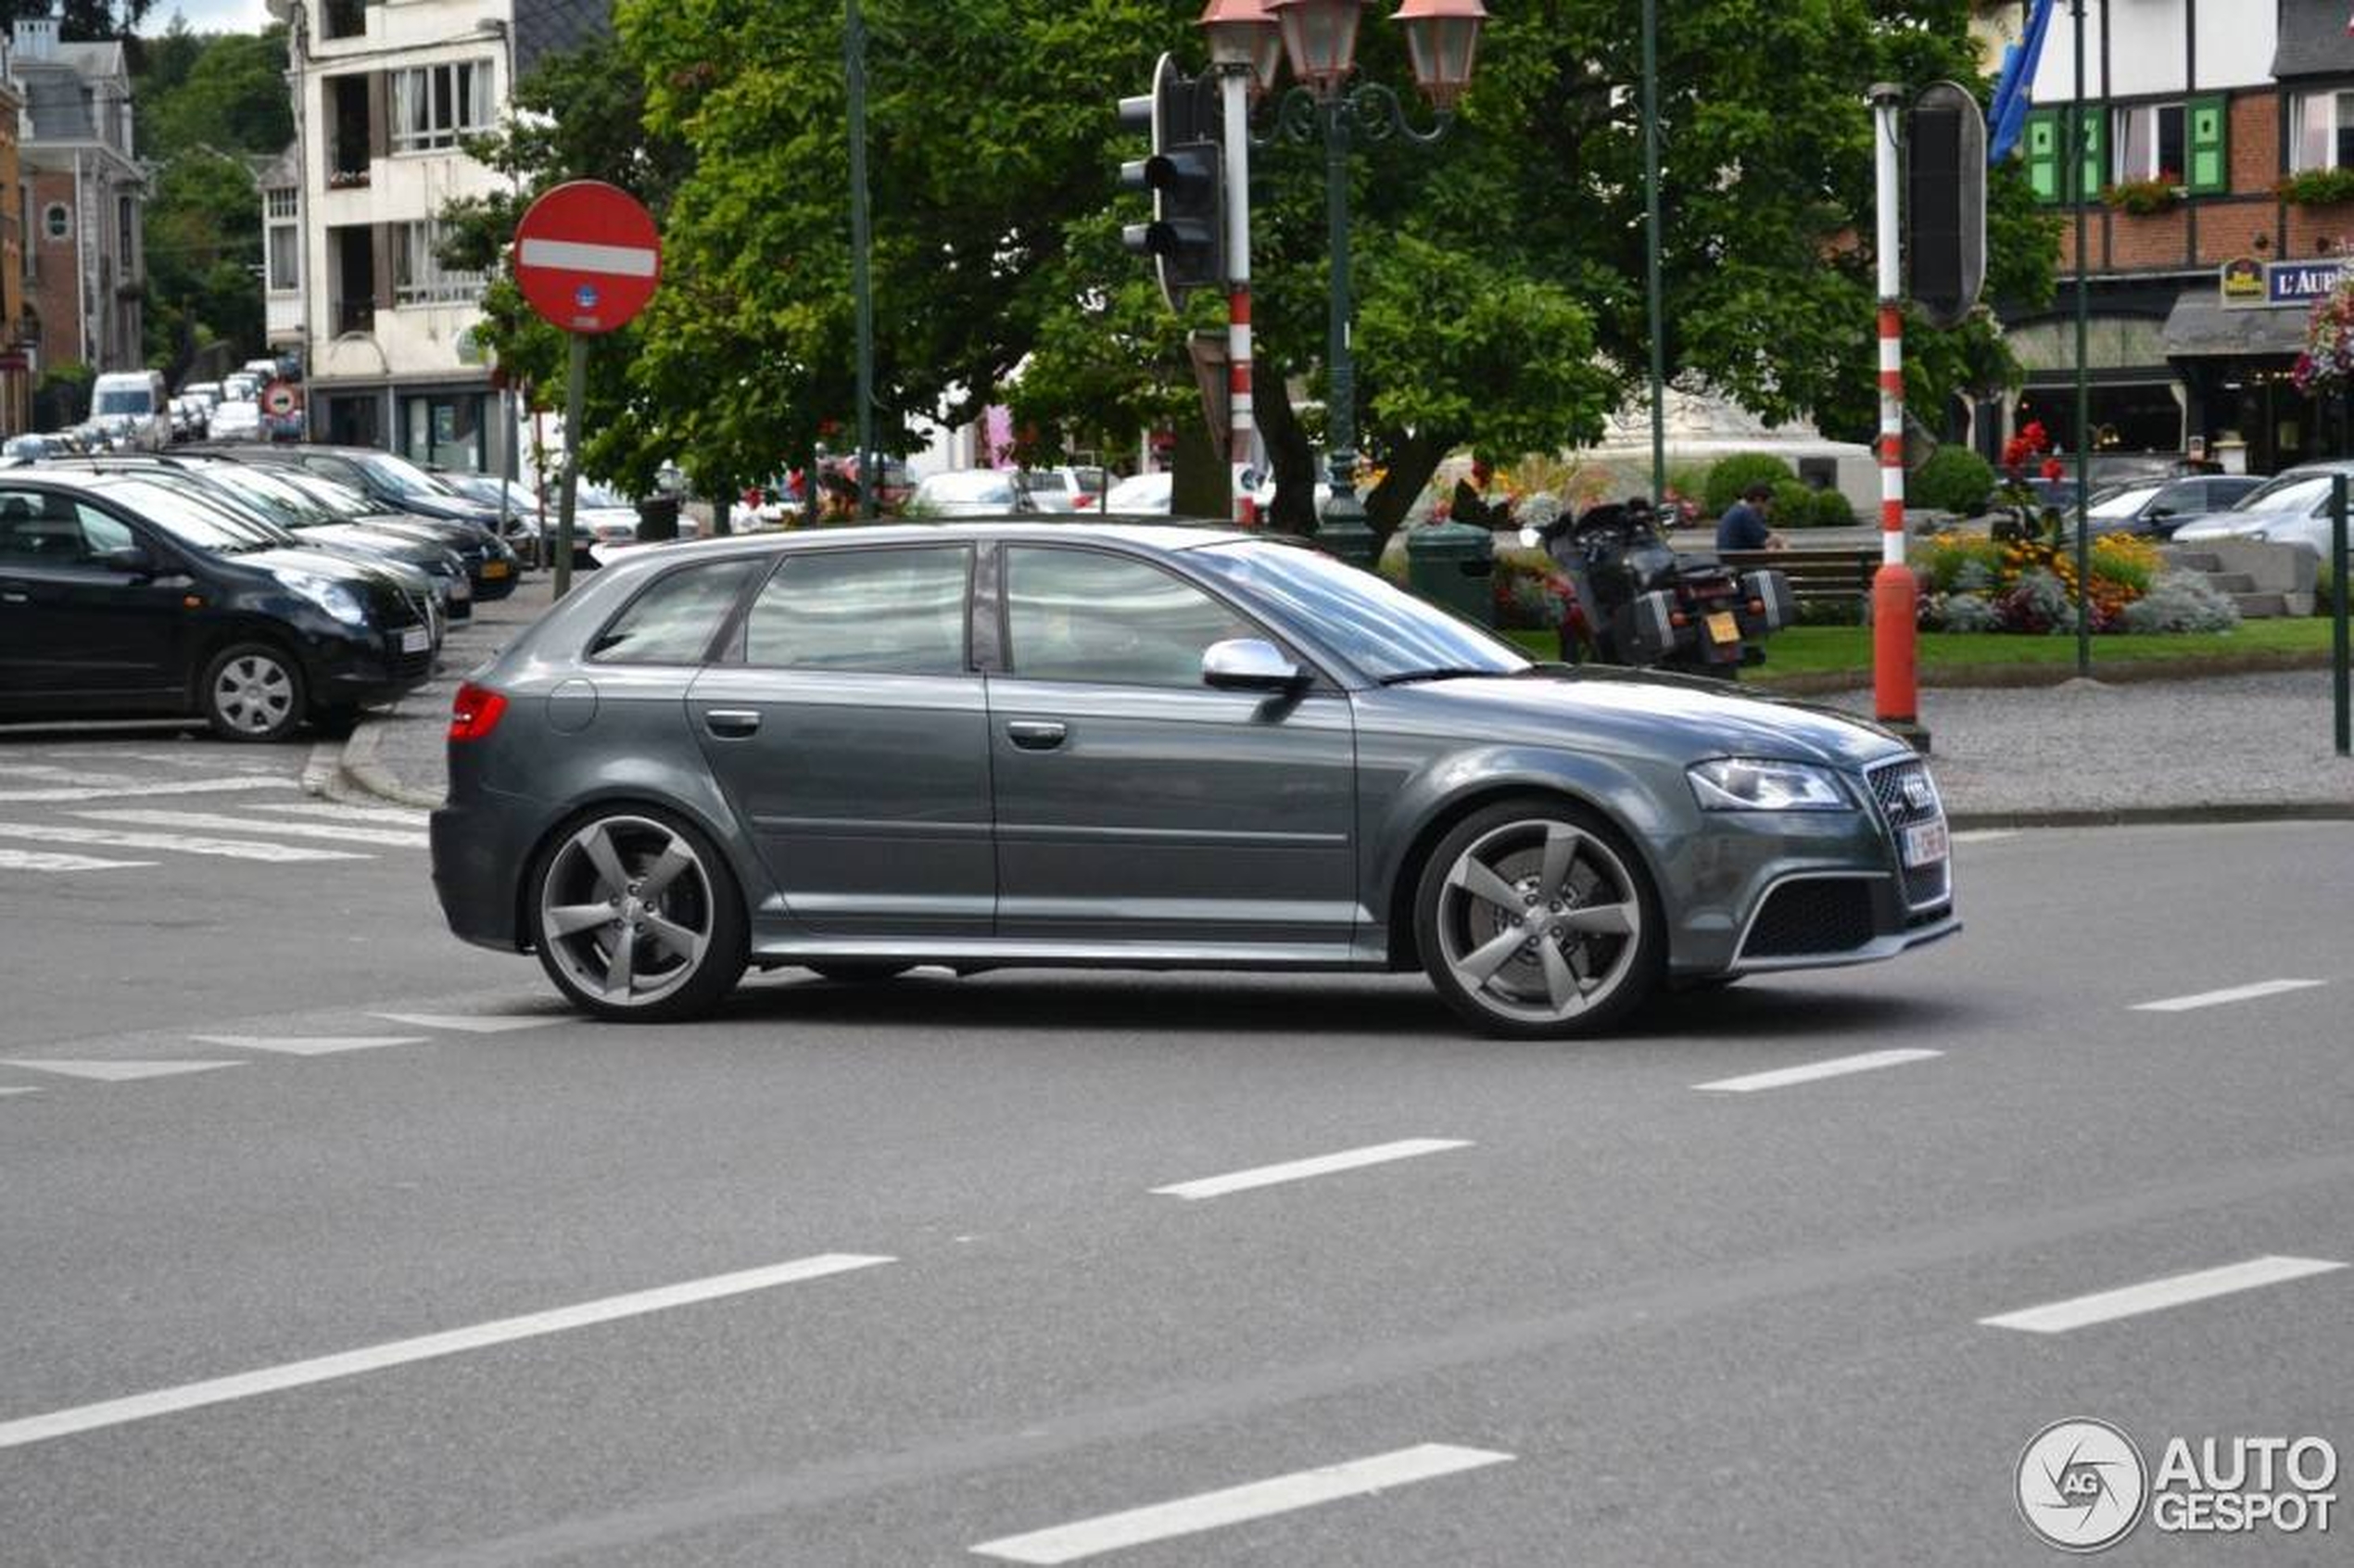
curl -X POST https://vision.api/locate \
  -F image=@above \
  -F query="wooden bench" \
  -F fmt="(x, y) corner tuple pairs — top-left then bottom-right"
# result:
(1717, 547), (1878, 608)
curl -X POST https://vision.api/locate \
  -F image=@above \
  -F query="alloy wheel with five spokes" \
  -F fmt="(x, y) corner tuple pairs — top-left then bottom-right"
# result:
(531, 810), (746, 1020)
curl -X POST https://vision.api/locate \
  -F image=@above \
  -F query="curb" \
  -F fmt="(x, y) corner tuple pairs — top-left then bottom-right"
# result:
(306, 714), (444, 811)
(1757, 649), (2347, 698)
(1949, 802), (2354, 830)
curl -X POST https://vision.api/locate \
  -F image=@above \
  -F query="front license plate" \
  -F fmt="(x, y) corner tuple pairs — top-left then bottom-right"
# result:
(482, 561), (511, 579)
(1902, 818), (1949, 867)
(399, 626), (431, 654)
(1705, 611), (1740, 644)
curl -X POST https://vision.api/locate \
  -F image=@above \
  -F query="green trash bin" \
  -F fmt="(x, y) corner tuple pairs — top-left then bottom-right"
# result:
(1405, 520), (1496, 626)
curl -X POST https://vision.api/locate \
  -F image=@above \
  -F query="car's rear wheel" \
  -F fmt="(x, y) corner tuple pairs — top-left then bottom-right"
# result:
(1414, 798), (1663, 1040)
(807, 962), (916, 983)
(529, 808), (746, 1021)
(201, 641), (304, 742)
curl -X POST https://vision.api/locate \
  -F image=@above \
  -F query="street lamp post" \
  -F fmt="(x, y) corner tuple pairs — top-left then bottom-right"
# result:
(1258, 0), (1487, 565)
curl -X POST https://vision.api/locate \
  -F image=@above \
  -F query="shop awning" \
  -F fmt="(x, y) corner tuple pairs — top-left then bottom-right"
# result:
(2160, 296), (2310, 359)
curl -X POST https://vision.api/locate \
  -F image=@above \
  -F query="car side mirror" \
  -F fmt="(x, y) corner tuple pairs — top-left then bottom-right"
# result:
(2146, 506), (2173, 520)
(1202, 638), (1305, 692)
(95, 544), (155, 577)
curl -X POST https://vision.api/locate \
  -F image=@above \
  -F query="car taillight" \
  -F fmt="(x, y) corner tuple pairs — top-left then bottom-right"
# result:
(1074, 494), (1096, 509)
(449, 682), (508, 741)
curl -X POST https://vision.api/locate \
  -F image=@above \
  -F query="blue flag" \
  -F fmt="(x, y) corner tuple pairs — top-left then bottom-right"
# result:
(1988, 0), (2057, 162)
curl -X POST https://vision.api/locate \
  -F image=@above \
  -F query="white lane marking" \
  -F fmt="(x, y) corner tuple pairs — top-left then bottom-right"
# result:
(369, 1013), (567, 1034)
(75, 809), (428, 849)
(970, 1444), (1515, 1563)
(276, 803), (431, 827)
(1950, 828), (2019, 844)
(0, 823), (365, 864)
(0, 777), (298, 803)
(0, 1059), (246, 1082)
(0, 1087), (41, 1096)
(1150, 1139), (1471, 1200)
(190, 1034), (427, 1056)
(0, 1252), (895, 1451)
(516, 236), (659, 277)
(1694, 1048), (1943, 1094)
(0, 847), (156, 872)
(1981, 1255), (2347, 1334)
(0, 765), (142, 787)
(2132, 979), (2327, 1013)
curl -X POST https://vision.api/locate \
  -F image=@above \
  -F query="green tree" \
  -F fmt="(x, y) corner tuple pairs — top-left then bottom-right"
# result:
(139, 27), (294, 156)
(140, 147), (263, 376)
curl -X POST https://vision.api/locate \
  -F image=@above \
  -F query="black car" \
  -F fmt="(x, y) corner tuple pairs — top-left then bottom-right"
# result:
(210, 444), (523, 601)
(0, 470), (434, 740)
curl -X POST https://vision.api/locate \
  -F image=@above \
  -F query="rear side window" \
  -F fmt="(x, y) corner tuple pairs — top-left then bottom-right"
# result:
(588, 560), (760, 664)
(741, 546), (970, 674)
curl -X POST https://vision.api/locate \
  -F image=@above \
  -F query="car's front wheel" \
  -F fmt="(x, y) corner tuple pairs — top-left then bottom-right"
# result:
(201, 641), (305, 742)
(529, 808), (747, 1021)
(1414, 797), (1663, 1039)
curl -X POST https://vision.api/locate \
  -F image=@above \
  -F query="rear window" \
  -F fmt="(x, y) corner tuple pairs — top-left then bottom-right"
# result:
(588, 560), (761, 665)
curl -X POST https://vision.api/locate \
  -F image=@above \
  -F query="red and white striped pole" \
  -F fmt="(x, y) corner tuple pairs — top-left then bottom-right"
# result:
(1869, 82), (1921, 740)
(1221, 63), (1256, 526)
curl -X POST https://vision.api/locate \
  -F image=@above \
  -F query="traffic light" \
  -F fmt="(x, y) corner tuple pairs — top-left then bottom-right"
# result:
(1119, 52), (1224, 313)
(1906, 81), (1986, 330)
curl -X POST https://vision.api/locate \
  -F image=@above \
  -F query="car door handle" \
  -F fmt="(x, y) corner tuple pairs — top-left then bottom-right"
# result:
(1006, 719), (1067, 751)
(702, 708), (762, 739)
(0, 591), (24, 605)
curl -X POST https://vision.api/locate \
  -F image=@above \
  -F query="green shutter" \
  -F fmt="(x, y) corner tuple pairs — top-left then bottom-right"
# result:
(2186, 94), (2229, 194)
(2077, 106), (2107, 201)
(2025, 108), (2061, 203)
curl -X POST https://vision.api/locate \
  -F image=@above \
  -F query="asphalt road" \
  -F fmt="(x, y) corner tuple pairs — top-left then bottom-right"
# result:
(2, 745), (2349, 1565)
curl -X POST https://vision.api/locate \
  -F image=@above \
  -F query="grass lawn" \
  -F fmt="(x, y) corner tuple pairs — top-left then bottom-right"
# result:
(1502, 616), (2348, 682)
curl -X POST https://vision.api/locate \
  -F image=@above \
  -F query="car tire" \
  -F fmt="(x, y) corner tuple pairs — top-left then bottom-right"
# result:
(1413, 796), (1664, 1040)
(807, 962), (916, 983)
(201, 641), (305, 742)
(528, 807), (748, 1022)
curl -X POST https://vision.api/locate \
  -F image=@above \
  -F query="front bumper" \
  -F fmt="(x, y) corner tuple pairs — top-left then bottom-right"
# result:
(308, 624), (437, 708)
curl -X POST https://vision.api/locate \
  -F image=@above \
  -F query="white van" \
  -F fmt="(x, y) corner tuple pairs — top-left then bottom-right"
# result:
(91, 371), (171, 451)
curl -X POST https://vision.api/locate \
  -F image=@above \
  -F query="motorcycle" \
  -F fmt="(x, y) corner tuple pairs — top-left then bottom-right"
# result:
(1524, 499), (1795, 677)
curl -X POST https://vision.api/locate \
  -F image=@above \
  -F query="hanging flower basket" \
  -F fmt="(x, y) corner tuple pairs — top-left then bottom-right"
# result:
(2292, 273), (2354, 395)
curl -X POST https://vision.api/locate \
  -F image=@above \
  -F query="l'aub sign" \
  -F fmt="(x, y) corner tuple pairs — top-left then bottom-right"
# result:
(2220, 256), (2350, 310)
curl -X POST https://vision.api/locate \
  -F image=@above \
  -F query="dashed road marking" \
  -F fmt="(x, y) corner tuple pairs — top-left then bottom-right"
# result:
(1981, 1255), (2347, 1334)
(2132, 979), (2327, 1013)
(1950, 828), (2019, 844)
(0, 765), (142, 788)
(1695, 1048), (1943, 1094)
(368, 1013), (567, 1034)
(1150, 1139), (1471, 1200)
(0, 1059), (245, 1082)
(276, 803), (431, 827)
(0, 1087), (41, 1096)
(0, 777), (299, 804)
(189, 1034), (428, 1056)
(0, 847), (155, 873)
(970, 1444), (1515, 1563)
(0, 822), (365, 864)
(75, 809), (428, 850)
(0, 1252), (897, 1451)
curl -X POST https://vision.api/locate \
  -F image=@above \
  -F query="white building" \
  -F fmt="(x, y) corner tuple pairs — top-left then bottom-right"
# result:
(267, 0), (607, 469)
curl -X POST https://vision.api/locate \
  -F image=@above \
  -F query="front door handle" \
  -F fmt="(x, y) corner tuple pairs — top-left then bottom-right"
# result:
(0, 591), (25, 605)
(702, 708), (762, 739)
(1006, 719), (1067, 751)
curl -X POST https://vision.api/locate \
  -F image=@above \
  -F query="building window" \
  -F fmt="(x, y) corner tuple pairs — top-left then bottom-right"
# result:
(391, 221), (483, 306)
(389, 60), (494, 153)
(321, 0), (366, 40)
(118, 195), (134, 265)
(267, 224), (299, 293)
(265, 187), (297, 221)
(43, 204), (68, 242)
(2110, 103), (2185, 184)
(2294, 91), (2354, 171)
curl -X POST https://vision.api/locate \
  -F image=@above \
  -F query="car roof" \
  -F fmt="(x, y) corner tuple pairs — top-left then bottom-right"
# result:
(614, 521), (1253, 567)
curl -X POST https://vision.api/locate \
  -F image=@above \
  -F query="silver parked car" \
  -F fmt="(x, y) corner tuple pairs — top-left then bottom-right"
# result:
(906, 469), (1029, 517)
(2170, 465), (2354, 561)
(430, 525), (1957, 1036)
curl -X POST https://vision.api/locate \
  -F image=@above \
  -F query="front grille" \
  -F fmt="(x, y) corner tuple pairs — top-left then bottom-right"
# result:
(1866, 756), (1951, 909)
(1740, 878), (1877, 959)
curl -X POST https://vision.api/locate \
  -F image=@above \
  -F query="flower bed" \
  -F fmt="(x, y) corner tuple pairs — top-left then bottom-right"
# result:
(1910, 531), (2221, 635)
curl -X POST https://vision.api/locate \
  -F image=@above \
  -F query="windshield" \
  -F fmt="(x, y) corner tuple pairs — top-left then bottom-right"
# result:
(2086, 485), (2159, 519)
(2228, 475), (2333, 516)
(198, 465), (331, 527)
(273, 471), (377, 518)
(357, 451), (458, 499)
(98, 478), (287, 553)
(95, 389), (154, 416)
(1189, 538), (1529, 685)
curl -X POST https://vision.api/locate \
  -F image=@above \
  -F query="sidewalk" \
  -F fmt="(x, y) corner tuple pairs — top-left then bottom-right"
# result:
(332, 570), (2354, 826)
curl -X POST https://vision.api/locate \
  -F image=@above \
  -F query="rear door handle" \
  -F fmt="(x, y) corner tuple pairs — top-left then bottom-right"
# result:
(0, 591), (24, 605)
(1006, 719), (1067, 751)
(702, 708), (762, 739)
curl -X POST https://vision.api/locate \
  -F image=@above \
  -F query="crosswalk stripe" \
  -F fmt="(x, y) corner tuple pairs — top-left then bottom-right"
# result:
(368, 1013), (567, 1034)
(189, 1034), (427, 1056)
(0, 1087), (41, 1096)
(276, 803), (432, 827)
(0, 847), (157, 872)
(0, 777), (299, 804)
(0, 822), (366, 864)
(0, 1060), (245, 1081)
(0, 765), (143, 787)
(76, 809), (428, 850)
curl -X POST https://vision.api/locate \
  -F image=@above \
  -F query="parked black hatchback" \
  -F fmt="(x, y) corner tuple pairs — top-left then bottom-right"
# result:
(0, 470), (434, 740)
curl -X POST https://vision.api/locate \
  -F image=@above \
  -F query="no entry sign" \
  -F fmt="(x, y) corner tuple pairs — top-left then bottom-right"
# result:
(513, 181), (662, 335)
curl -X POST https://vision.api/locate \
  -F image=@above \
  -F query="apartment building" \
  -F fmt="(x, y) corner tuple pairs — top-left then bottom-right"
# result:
(2004, 0), (2354, 474)
(10, 17), (143, 394)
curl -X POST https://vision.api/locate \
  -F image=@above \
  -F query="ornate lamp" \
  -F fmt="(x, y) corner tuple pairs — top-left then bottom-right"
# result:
(1392, 0), (1488, 113)
(1264, 0), (1363, 99)
(1199, 0), (1285, 96)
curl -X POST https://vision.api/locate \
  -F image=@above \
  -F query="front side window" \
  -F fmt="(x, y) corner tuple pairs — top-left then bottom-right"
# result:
(2111, 103), (2184, 183)
(390, 59), (494, 153)
(1005, 547), (1259, 688)
(1190, 539), (1528, 684)
(0, 489), (89, 564)
(741, 547), (970, 674)
(588, 560), (761, 665)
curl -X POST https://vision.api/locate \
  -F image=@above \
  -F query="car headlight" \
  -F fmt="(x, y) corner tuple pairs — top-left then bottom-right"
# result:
(283, 571), (371, 628)
(1688, 757), (1853, 812)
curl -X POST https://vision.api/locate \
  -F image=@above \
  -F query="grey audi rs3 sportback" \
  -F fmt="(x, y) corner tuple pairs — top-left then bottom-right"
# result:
(429, 524), (1957, 1038)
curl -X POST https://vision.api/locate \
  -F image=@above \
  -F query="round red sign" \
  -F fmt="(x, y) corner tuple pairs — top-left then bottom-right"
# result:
(261, 379), (298, 417)
(513, 181), (662, 335)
